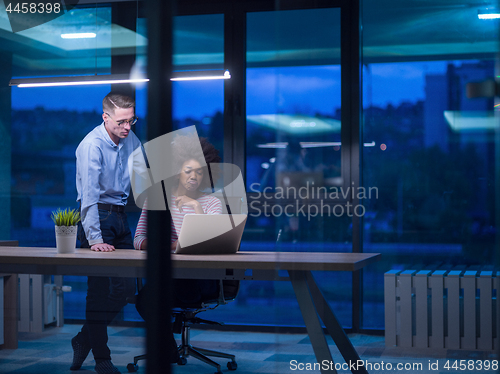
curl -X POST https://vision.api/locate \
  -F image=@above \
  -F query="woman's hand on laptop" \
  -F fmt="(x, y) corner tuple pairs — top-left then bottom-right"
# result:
(174, 195), (204, 214)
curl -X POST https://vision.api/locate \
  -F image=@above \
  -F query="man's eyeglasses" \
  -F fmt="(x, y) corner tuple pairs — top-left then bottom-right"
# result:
(105, 112), (138, 126)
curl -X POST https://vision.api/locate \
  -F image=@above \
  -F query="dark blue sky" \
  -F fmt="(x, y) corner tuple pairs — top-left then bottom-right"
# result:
(12, 61), (449, 119)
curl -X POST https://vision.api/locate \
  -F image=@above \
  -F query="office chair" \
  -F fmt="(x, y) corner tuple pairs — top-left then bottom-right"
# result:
(127, 279), (239, 374)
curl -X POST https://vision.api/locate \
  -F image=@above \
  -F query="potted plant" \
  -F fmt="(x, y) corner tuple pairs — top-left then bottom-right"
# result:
(51, 208), (81, 253)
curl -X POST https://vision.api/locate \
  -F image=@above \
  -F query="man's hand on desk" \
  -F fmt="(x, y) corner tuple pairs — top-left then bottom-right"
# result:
(171, 240), (178, 253)
(91, 243), (116, 252)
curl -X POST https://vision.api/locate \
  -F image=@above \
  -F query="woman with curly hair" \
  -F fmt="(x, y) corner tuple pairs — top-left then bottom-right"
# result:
(134, 135), (222, 251)
(133, 135), (222, 363)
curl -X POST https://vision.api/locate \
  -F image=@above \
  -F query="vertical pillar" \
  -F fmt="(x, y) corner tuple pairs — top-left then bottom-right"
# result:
(0, 54), (12, 240)
(345, 0), (363, 333)
(3, 274), (18, 348)
(0, 277), (3, 345)
(111, 2), (137, 98)
(146, 0), (173, 373)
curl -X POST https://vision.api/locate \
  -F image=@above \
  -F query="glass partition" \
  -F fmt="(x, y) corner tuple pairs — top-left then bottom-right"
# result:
(171, 14), (225, 155)
(9, 6), (113, 78)
(241, 7), (353, 327)
(362, 0), (499, 330)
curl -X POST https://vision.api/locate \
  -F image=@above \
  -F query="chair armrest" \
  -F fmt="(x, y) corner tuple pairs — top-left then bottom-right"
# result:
(217, 279), (227, 305)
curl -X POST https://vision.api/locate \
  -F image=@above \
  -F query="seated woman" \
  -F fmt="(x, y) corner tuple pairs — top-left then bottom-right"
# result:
(133, 135), (222, 361)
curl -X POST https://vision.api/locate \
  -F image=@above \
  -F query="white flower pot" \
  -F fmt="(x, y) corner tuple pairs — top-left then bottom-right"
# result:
(55, 225), (78, 254)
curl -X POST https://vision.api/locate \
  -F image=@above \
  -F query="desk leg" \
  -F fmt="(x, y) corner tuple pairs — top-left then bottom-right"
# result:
(2, 274), (18, 349)
(289, 270), (337, 374)
(289, 270), (368, 374)
(305, 271), (367, 374)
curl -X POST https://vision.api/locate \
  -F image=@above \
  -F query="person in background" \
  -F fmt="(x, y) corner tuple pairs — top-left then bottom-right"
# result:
(72, 92), (142, 374)
(133, 135), (222, 362)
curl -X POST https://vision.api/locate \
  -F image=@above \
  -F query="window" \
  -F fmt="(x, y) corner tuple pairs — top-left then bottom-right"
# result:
(362, 0), (499, 329)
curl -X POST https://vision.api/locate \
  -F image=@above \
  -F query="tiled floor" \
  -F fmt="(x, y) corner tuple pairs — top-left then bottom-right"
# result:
(0, 324), (497, 374)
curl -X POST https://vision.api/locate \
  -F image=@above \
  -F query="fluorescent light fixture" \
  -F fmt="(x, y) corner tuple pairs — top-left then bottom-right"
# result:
(257, 141), (375, 149)
(9, 70), (232, 88)
(247, 114), (341, 135)
(444, 110), (498, 131)
(478, 9), (500, 19)
(257, 142), (288, 149)
(300, 142), (341, 148)
(170, 70), (231, 81)
(10, 74), (149, 88)
(61, 33), (97, 39)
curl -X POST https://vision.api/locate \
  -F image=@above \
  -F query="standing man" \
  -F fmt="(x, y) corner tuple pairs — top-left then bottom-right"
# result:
(72, 92), (142, 374)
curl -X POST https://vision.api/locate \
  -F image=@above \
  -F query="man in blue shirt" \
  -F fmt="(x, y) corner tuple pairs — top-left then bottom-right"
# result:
(71, 92), (142, 374)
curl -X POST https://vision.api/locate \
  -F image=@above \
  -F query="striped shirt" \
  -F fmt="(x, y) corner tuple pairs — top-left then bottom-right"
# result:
(133, 194), (222, 250)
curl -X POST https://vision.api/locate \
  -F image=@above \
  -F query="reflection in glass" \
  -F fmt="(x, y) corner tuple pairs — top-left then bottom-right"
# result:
(362, 59), (497, 329)
(242, 7), (350, 328)
(11, 7), (113, 78)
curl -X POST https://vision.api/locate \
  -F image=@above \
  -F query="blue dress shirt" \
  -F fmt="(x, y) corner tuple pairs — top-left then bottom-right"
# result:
(76, 123), (142, 245)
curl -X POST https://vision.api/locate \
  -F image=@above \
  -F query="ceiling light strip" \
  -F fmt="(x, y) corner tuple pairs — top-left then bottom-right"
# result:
(478, 13), (500, 19)
(170, 75), (231, 81)
(16, 79), (149, 88)
(61, 33), (97, 39)
(478, 9), (500, 20)
(10, 70), (231, 87)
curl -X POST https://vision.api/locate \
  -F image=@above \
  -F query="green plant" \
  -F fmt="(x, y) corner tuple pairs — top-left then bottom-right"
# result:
(51, 208), (81, 226)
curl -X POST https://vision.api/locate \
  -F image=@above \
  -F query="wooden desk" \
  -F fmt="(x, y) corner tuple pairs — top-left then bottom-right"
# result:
(0, 247), (380, 374)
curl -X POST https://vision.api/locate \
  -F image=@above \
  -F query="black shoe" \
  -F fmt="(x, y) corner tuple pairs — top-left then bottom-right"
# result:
(70, 336), (91, 370)
(95, 360), (121, 374)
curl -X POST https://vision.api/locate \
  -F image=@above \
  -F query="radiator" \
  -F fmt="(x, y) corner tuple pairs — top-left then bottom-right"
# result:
(18, 275), (65, 332)
(384, 269), (498, 350)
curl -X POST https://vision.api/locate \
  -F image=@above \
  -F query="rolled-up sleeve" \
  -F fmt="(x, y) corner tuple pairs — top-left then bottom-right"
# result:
(77, 143), (104, 245)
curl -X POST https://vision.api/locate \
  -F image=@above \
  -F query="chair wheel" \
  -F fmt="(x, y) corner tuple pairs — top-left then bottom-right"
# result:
(127, 363), (138, 372)
(227, 361), (237, 370)
(177, 357), (187, 366)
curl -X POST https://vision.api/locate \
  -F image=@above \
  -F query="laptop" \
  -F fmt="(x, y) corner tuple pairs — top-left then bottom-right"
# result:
(175, 214), (247, 255)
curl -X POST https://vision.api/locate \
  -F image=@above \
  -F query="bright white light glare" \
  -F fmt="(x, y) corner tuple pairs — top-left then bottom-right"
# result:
(289, 120), (316, 128)
(171, 71), (231, 81)
(257, 143), (288, 149)
(13, 70), (230, 87)
(18, 79), (149, 88)
(478, 13), (500, 19)
(363, 141), (376, 147)
(61, 33), (97, 39)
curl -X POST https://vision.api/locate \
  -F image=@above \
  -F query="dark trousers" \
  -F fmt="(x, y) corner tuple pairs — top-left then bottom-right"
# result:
(76, 209), (136, 362)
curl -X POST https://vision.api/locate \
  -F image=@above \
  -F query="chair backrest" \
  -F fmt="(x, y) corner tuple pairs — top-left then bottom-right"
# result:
(201, 279), (240, 307)
(171, 279), (240, 312)
(220, 280), (239, 303)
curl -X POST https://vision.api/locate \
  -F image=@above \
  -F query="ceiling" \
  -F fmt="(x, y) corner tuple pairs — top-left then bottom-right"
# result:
(1, 0), (498, 77)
